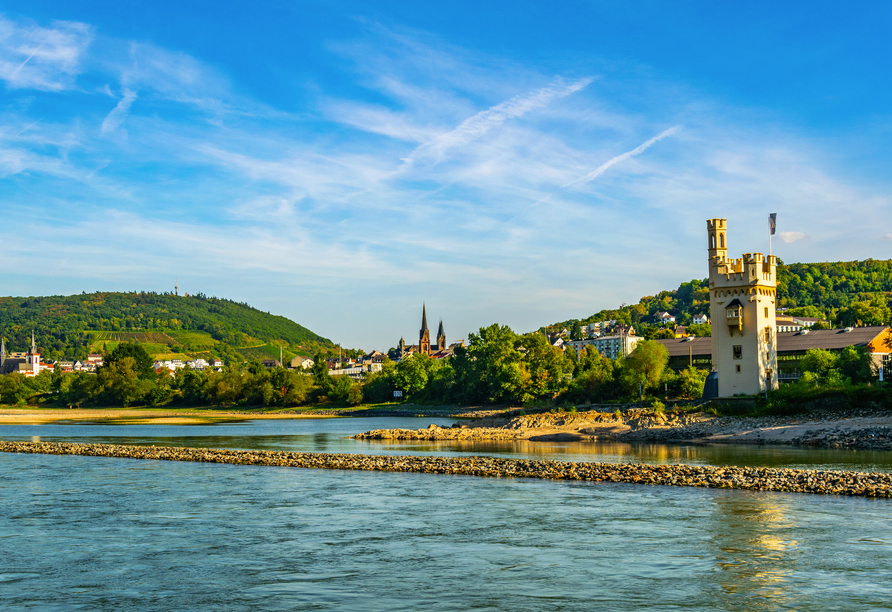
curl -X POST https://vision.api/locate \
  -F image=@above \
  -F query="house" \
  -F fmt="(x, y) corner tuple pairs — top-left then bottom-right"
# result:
(290, 356), (315, 369)
(261, 359), (281, 369)
(655, 311), (676, 324)
(674, 325), (689, 339)
(775, 315), (803, 333)
(692, 314), (709, 325)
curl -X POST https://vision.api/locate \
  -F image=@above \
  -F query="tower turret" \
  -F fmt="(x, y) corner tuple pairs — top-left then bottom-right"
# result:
(436, 319), (446, 351)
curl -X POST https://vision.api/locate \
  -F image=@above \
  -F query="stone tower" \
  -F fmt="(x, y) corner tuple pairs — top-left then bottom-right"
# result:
(707, 218), (778, 397)
(436, 319), (446, 351)
(0, 337), (6, 370)
(419, 305), (431, 355)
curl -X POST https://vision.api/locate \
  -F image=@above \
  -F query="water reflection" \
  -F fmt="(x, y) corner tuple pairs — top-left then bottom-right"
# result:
(709, 493), (800, 608)
(1, 417), (892, 473)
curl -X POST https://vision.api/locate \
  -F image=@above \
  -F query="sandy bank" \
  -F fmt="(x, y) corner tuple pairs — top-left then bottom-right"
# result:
(1, 440), (889, 498)
(0, 408), (340, 425)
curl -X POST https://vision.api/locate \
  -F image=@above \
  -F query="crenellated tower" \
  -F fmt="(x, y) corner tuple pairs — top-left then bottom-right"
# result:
(707, 218), (778, 396)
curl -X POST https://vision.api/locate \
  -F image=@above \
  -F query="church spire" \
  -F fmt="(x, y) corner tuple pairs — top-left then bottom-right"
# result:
(1, 336), (6, 366)
(30, 330), (36, 354)
(436, 319), (446, 351)
(419, 304), (431, 355)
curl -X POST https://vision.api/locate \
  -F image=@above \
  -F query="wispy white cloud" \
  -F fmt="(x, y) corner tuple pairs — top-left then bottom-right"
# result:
(100, 88), (137, 135)
(778, 231), (806, 243)
(401, 77), (593, 168)
(0, 17), (93, 91)
(560, 125), (681, 189)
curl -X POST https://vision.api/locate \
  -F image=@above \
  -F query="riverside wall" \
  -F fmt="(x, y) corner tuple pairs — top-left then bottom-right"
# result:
(1, 440), (891, 498)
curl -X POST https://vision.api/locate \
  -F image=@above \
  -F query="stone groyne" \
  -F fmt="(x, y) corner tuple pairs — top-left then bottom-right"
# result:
(2, 440), (892, 498)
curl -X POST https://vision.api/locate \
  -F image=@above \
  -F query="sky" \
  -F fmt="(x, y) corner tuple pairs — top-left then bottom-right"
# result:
(1, 1), (891, 350)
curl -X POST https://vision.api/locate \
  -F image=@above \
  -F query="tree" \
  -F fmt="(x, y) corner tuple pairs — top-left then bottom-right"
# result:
(838, 346), (875, 384)
(800, 349), (839, 378)
(648, 328), (676, 340)
(836, 296), (891, 327)
(103, 342), (154, 379)
(623, 340), (669, 392)
(311, 352), (333, 395)
(676, 367), (708, 399)
(687, 323), (711, 337)
(570, 321), (584, 341)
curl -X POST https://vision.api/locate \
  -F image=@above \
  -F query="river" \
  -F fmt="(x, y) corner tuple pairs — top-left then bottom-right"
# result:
(1, 417), (891, 610)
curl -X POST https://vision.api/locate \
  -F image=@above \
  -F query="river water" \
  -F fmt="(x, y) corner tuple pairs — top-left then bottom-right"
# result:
(1, 417), (891, 610)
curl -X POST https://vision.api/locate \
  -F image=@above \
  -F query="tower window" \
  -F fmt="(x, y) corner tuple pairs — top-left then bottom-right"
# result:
(764, 327), (772, 343)
(764, 307), (768, 317)
(736, 365), (741, 373)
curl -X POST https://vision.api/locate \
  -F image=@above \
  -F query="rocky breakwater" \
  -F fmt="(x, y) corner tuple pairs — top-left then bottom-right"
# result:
(1, 440), (891, 498)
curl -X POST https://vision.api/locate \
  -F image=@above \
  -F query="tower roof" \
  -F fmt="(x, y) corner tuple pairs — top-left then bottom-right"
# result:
(421, 304), (428, 332)
(30, 330), (36, 354)
(437, 319), (444, 336)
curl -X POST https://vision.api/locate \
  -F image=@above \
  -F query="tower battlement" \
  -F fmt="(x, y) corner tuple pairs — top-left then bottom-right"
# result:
(707, 218), (778, 397)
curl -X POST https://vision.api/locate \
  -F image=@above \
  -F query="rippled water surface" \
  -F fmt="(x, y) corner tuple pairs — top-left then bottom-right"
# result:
(2, 417), (892, 610)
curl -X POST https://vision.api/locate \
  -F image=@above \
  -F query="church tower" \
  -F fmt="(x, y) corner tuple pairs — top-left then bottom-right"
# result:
(436, 319), (446, 351)
(419, 304), (431, 356)
(707, 218), (778, 397)
(1, 337), (6, 370)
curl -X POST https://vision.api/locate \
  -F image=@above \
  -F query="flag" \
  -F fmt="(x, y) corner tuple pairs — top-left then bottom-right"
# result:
(769, 213), (777, 235)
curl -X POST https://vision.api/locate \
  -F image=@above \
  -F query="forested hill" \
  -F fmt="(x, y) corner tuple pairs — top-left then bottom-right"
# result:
(0, 292), (334, 363)
(549, 259), (892, 333)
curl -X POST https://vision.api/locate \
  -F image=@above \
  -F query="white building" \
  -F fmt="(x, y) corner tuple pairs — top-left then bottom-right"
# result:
(693, 314), (709, 325)
(568, 333), (642, 359)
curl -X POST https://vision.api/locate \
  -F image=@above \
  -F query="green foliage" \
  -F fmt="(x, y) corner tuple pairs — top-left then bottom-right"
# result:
(104, 342), (154, 379)
(836, 296), (891, 327)
(687, 323), (711, 337)
(623, 340), (669, 391)
(546, 259), (892, 334)
(647, 328), (676, 340)
(0, 291), (334, 363)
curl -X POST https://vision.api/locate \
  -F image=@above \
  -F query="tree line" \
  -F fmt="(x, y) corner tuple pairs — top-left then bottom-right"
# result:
(1, 322), (882, 408)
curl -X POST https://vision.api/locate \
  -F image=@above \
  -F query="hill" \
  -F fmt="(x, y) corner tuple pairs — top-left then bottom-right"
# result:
(547, 259), (892, 335)
(0, 292), (335, 363)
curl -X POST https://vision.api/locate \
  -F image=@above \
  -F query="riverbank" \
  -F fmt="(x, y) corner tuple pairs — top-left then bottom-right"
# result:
(355, 407), (892, 451)
(1, 440), (890, 498)
(0, 404), (504, 424)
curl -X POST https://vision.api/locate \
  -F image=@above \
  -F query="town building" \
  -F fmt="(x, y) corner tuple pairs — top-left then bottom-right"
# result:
(0, 332), (43, 377)
(692, 314), (709, 325)
(656, 326), (892, 383)
(707, 218), (778, 396)
(567, 329), (642, 359)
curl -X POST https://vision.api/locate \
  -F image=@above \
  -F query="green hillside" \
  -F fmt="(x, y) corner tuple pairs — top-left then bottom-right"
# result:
(0, 292), (334, 363)
(548, 259), (892, 334)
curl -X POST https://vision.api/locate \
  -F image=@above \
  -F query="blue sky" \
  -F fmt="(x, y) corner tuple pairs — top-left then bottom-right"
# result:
(2, 1), (891, 350)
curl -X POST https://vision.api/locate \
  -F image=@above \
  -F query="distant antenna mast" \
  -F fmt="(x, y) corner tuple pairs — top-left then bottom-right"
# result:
(175, 279), (179, 296)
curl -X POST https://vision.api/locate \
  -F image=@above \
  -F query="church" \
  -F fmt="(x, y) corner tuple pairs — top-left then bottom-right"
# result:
(397, 305), (447, 358)
(1, 332), (42, 376)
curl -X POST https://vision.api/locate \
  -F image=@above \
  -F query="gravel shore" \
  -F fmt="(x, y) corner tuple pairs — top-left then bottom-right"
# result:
(2, 440), (891, 498)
